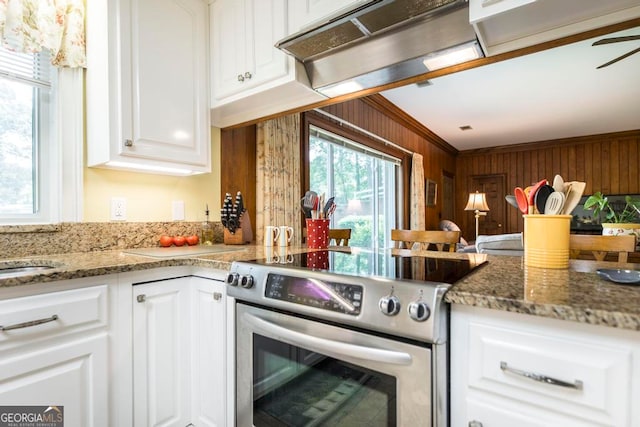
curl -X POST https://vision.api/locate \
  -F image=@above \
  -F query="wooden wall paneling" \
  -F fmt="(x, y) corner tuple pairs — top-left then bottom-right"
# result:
(220, 126), (257, 235)
(619, 140), (628, 194)
(611, 139), (620, 194)
(629, 139), (638, 194)
(456, 130), (640, 236)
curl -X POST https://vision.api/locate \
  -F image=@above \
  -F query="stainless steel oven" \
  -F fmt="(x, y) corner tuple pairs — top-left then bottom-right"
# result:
(227, 249), (486, 427)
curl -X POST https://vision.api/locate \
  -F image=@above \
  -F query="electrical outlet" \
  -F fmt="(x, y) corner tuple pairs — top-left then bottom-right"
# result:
(172, 200), (185, 221)
(111, 197), (127, 221)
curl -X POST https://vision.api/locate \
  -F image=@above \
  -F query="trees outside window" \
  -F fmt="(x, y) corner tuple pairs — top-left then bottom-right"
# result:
(309, 125), (399, 254)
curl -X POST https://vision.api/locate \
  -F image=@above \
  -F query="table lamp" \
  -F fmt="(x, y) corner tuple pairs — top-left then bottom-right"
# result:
(465, 191), (490, 240)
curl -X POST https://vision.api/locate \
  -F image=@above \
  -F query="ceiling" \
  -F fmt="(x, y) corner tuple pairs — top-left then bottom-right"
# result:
(380, 26), (640, 151)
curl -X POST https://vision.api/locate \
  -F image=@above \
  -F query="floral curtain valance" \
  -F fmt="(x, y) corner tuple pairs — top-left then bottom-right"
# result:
(0, 0), (86, 68)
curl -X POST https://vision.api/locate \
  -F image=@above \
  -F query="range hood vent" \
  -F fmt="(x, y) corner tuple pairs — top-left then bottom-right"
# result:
(276, 0), (483, 97)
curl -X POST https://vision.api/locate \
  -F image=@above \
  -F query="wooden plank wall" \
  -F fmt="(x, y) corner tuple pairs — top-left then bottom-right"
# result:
(321, 96), (458, 230)
(456, 130), (640, 239)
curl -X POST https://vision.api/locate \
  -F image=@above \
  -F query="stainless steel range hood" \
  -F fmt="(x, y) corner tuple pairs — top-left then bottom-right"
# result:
(276, 0), (483, 97)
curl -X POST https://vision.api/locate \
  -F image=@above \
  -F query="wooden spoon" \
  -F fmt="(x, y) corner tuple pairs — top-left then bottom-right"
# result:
(527, 179), (547, 214)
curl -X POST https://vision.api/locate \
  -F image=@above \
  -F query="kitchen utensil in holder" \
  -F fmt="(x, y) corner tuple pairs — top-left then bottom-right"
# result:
(224, 211), (253, 244)
(524, 214), (571, 269)
(306, 218), (330, 249)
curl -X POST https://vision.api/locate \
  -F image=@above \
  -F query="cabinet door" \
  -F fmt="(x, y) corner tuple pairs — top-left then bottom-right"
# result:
(211, 0), (289, 102)
(190, 277), (226, 427)
(289, 0), (367, 32)
(246, 0), (289, 88)
(210, 0), (248, 100)
(133, 278), (191, 426)
(121, 0), (210, 168)
(0, 336), (109, 427)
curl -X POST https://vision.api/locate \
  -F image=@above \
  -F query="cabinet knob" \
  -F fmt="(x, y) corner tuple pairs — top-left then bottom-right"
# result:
(469, 421), (483, 427)
(213, 292), (222, 301)
(237, 74), (245, 82)
(244, 71), (252, 80)
(124, 139), (133, 147)
(136, 294), (146, 303)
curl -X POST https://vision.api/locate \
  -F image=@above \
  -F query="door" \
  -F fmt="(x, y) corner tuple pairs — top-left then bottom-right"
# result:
(190, 277), (226, 427)
(0, 337), (108, 426)
(133, 278), (192, 426)
(122, 0), (209, 167)
(441, 171), (455, 222)
(236, 303), (434, 427)
(471, 174), (506, 235)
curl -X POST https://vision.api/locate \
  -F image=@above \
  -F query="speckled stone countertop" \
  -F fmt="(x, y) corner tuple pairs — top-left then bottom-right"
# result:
(1, 246), (639, 332)
(0, 245), (305, 289)
(445, 254), (640, 331)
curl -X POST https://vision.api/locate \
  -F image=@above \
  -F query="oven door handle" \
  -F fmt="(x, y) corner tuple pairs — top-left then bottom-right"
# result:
(244, 312), (413, 366)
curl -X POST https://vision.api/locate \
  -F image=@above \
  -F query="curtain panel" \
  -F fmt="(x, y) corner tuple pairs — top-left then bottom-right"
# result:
(256, 114), (302, 245)
(0, 0), (86, 67)
(410, 152), (426, 230)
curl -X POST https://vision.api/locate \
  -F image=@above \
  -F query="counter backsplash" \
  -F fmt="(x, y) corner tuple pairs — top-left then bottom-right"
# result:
(0, 222), (225, 259)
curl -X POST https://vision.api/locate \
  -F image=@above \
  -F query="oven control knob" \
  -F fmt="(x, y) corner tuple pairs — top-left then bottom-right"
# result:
(226, 273), (239, 286)
(240, 274), (254, 289)
(408, 301), (431, 322)
(379, 295), (401, 316)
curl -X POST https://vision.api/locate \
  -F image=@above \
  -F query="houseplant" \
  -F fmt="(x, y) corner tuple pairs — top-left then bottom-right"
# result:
(583, 192), (640, 241)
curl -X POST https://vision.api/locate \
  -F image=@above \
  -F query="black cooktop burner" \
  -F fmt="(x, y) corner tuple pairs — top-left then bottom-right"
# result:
(253, 249), (486, 285)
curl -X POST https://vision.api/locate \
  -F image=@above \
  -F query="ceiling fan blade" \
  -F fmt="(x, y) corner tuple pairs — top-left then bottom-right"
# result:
(592, 35), (640, 46)
(597, 46), (640, 69)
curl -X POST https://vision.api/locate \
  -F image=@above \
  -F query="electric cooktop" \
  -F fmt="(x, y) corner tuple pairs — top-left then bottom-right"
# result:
(252, 249), (486, 285)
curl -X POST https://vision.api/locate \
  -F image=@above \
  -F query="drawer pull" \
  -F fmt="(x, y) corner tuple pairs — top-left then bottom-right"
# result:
(0, 314), (59, 331)
(500, 361), (583, 390)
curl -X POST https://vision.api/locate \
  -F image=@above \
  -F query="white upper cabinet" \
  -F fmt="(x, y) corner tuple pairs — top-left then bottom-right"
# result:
(86, 0), (211, 175)
(209, 0), (326, 128)
(211, 0), (289, 101)
(469, 0), (640, 56)
(289, 0), (369, 32)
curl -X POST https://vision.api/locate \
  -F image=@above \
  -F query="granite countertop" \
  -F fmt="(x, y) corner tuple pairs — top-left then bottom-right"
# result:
(1, 245), (639, 332)
(446, 254), (640, 331)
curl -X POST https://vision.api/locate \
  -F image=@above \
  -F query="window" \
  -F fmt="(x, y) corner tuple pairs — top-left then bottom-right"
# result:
(309, 125), (401, 249)
(0, 46), (59, 224)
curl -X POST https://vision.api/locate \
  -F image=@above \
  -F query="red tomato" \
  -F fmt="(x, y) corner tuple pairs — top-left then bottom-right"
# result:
(186, 235), (199, 246)
(159, 235), (173, 247)
(173, 236), (186, 247)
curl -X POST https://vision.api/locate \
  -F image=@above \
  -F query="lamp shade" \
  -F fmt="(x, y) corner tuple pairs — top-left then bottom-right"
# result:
(465, 191), (490, 212)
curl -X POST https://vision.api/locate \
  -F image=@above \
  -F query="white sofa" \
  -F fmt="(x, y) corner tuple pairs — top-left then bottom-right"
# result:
(475, 233), (524, 256)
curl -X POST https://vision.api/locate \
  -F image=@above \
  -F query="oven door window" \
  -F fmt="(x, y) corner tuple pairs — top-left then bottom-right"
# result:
(253, 334), (397, 426)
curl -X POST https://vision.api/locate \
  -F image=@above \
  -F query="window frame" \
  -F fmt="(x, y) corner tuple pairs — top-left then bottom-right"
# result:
(301, 111), (412, 232)
(0, 52), (83, 225)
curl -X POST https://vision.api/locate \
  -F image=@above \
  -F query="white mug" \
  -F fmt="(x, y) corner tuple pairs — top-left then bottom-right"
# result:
(264, 226), (280, 247)
(264, 246), (279, 264)
(277, 226), (294, 247)
(277, 246), (294, 264)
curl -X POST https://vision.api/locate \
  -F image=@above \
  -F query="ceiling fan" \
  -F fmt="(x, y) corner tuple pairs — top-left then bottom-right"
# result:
(592, 35), (640, 69)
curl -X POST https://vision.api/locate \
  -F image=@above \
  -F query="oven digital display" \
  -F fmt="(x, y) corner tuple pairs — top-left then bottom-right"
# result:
(265, 273), (362, 315)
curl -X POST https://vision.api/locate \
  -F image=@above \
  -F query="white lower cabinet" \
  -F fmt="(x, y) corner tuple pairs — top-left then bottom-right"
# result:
(0, 283), (110, 427)
(451, 304), (640, 427)
(132, 275), (226, 427)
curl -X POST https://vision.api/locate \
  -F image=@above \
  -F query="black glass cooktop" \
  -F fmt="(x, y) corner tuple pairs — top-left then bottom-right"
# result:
(253, 249), (486, 285)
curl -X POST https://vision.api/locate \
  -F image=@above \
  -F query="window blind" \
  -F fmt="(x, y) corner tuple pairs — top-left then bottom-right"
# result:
(310, 125), (402, 165)
(0, 46), (51, 89)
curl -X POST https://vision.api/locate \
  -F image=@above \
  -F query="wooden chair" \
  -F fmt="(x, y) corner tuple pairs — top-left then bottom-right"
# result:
(329, 228), (351, 246)
(569, 234), (636, 263)
(391, 229), (460, 252)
